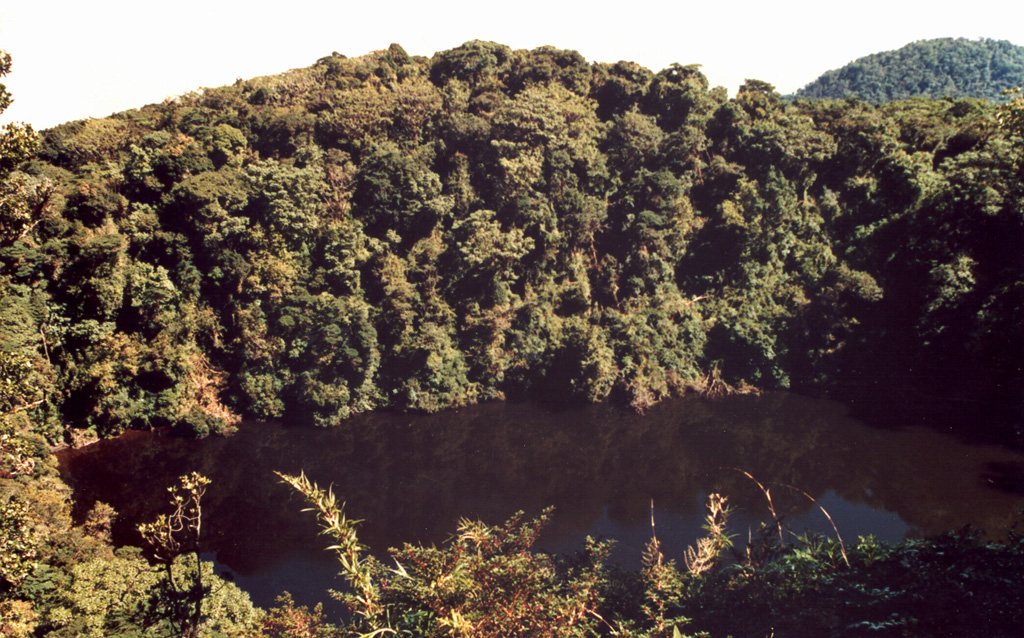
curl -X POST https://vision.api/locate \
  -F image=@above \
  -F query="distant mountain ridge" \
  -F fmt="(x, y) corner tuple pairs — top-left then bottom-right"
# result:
(792, 38), (1024, 102)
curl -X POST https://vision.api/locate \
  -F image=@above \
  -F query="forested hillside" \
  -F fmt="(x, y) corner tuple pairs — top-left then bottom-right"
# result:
(793, 38), (1024, 102)
(1, 40), (1022, 446)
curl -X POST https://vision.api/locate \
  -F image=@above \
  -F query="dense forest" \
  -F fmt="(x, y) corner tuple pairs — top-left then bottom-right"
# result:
(2, 41), (1024, 636)
(793, 38), (1024, 103)
(2, 40), (1023, 442)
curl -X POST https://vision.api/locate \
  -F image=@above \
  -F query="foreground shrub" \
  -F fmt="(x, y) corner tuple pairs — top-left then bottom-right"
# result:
(281, 470), (1024, 638)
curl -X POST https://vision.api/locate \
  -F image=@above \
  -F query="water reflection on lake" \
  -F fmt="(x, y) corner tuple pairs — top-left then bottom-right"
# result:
(58, 392), (1024, 611)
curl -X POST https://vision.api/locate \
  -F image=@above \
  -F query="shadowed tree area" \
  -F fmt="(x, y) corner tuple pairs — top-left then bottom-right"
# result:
(4, 41), (1022, 446)
(3, 40), (1022, 445)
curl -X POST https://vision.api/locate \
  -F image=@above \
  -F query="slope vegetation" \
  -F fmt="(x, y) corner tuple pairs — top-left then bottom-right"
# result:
(1, 41), (1022, 442)
(794, 38), (1024, 102)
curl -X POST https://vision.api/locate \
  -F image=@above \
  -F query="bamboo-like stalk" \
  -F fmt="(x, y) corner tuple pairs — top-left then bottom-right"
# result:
(777, 481), (849, 567)
(730, 468), (785, 547)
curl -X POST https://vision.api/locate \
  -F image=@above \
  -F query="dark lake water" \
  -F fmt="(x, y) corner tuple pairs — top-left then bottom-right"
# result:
(57, 392), (1024, 612)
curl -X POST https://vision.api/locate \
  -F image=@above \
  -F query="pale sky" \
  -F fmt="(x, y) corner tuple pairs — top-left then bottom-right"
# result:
(2, 0), (1022, 130)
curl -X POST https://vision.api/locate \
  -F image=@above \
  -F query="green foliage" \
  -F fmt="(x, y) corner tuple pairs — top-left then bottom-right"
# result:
(278, 475), (1024, 638)
(279, 471), (612, 638)
(29, 548), (259, 638)
(34, 547), (161, 636)
(134, 472), (260, 638)
(1, 469), (260, 638)
(667, 528), (1024, 638)
(351, 141), (448, 244)
(1001, 86), (1024, 134)
(0, 51), (46, 250)
(794, 38), (1024, 103)
(430, 40), (513, 90)
(0, 39), (1018, 443)
(0, 51), (11, 114)
(509, 46), (593, 97)
(256, 592), (339, 638)
(138, 472), (209, 562)
(0, 349), (47, 504)
(0, 497), (38, 589)
(382, 514), (609, 638)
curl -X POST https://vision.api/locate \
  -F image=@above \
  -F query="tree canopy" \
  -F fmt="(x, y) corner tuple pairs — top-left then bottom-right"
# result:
(793, 38), (1024, 103)
(0, 41), (1019, 445)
